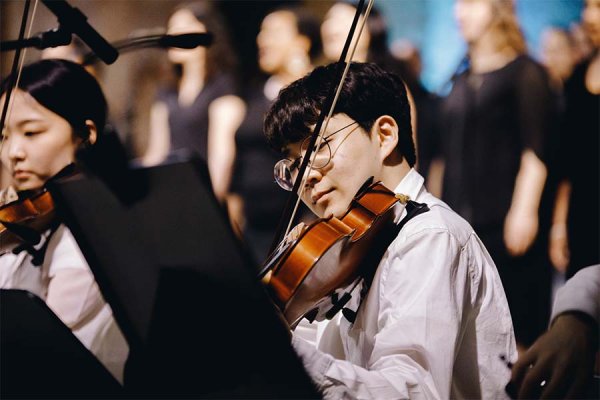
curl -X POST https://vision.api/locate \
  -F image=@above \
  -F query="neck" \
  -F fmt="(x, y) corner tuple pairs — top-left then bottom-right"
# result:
(179, 60), (205, 105)
(469, 34), (517, 74)
(380, 159), (412, 191)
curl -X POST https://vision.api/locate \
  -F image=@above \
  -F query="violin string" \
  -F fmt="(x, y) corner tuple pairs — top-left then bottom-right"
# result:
(0, 0), (39, 157)
(284, 0), (375, 237)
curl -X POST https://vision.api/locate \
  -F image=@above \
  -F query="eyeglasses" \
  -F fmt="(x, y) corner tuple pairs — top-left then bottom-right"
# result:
(274, 120), (360, 191)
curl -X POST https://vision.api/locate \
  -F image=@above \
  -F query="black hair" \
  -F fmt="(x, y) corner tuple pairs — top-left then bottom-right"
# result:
(264, 62), (415, 166)
(0, 59), (107, 140)
(272, 5), (322, 62)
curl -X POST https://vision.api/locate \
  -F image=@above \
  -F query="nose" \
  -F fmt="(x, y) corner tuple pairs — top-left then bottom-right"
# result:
(4, 135), (25, 163)
(303, 162), (324, 189)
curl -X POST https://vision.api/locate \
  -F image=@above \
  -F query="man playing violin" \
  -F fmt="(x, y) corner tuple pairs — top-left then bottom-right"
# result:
(0, 59), (128, 382)
(264, 62), (516, 399)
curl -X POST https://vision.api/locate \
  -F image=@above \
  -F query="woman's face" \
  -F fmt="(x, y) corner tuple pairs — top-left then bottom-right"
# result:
(257, 10), (301, 74)
(583, 0), (600, 47)
(541, 29), (575, 81)
(454, 0), (495, 44)
(167, 8), (207, 66)
(1, 89), (81, 191)
(321, 3), (370, 62)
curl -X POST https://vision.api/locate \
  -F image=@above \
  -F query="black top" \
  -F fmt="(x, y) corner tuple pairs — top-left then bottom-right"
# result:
(441, 55), (557, 227)
(232, 81), (288, 232)
(158, 73), (236, 161)
(559, 56), (600, 272)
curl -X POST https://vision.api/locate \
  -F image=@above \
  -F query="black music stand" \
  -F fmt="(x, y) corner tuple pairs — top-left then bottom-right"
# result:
(0, 289), (123, 398)
(49, 156), (318, 398)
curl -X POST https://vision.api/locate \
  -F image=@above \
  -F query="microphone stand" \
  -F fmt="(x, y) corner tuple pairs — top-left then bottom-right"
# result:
(82, 33), (213, 66)
(0, 0), (118, 65)
(1, 27), (72, 52)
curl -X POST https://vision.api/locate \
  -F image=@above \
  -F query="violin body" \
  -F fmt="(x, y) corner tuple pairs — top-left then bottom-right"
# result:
(263, 181), (403, 327)
(0, 190), (56, 253)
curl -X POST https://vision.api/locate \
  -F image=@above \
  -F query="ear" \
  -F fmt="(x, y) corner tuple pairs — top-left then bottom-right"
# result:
(372, 115), (399, 162)
(84, 119), (98, 145)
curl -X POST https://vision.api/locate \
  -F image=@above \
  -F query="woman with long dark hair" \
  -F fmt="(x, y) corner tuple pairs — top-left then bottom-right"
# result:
(0, 59), (128, 381)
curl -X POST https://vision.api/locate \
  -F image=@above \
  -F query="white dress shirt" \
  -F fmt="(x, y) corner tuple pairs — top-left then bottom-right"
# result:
(0, 224), (129, 383)
(551, 264), (600, 324)
(292, 169), (517, 399)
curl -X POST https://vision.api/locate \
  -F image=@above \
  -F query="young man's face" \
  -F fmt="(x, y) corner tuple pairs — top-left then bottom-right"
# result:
(285, 113), (384, 219)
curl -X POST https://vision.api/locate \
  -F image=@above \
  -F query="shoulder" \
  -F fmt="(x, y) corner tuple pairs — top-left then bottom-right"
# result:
(396, 192), (475, 248)
(513, 55), (550, 84)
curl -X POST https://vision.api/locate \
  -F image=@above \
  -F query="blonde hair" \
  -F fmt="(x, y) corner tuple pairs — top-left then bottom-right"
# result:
(489, 0), (527, 54)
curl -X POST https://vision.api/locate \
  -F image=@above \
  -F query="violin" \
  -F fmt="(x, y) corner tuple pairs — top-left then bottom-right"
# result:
(261, 180), (408, 327)
(0, 188), (57, 253)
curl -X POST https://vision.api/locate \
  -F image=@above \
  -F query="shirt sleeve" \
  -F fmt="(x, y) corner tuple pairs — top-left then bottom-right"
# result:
(551, 264), (600, 324)
(44, 226), (105, 331)
(515, 59), (557, 163)
(292, 228), (473, 399)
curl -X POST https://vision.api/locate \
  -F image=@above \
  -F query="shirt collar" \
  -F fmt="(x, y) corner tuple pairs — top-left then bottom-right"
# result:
(391, 168), (425, 222)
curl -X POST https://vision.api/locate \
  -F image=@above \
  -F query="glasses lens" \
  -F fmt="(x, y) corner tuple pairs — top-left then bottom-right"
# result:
(274, 159), (294, 191)
(300, 137), (331, 169)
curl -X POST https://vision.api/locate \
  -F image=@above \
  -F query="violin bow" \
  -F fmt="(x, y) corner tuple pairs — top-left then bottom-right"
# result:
(268, 0), (376, 254)
(0, 0), (39, 154)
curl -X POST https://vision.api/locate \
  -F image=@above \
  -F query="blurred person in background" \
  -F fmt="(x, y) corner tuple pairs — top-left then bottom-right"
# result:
(434, 0), (558, 351)
(40, 35), (99, 78)
(320, 0), (439, 181)
(549, 0), (600, 279)
(540, 27), (577, 90)
(391, 38), (442, 185)
(142, 1), (244, 203)
(228, 5), (321, 260)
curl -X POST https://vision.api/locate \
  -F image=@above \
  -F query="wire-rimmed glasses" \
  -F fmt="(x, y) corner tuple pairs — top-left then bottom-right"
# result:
(273, 120), (360, 191)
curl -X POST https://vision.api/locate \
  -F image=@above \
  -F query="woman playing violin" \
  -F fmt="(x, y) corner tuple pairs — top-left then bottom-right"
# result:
(0, 59), (128, 382)
(264, 62), (517, 399)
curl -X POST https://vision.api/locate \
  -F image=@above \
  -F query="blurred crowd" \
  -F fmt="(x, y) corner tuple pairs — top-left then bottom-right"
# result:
(7, 0), (600, 356)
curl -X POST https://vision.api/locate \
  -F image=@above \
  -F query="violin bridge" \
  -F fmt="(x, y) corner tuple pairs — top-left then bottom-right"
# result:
(394, 193), (410, 204)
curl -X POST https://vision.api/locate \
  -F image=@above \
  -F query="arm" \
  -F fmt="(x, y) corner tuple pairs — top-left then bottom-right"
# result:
(207, 95), (245, 202)
(293, 229), (471, 399)
(44, 227), (107, 346)
(46, 268), (104, 330)
(505, 62), (555, 256)
(142, 101), (170, 166)
(504, 150), (547, 256)
(549, 180), (571, 272)
(510, 265), (599, 399)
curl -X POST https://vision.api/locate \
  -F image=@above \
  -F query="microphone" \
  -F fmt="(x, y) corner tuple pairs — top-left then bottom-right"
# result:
(157, 33), (213, 49)
(41, 0), (118, 64)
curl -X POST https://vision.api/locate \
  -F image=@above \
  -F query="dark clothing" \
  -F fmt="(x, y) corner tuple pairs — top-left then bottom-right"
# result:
(232, 81), (289, 261)
(442, 55), (554, 227)
(441, 55), (558, 345)
(412, 85), (441, 180)
(158, 74), (236, 161)
(559, 57), (600, 278)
